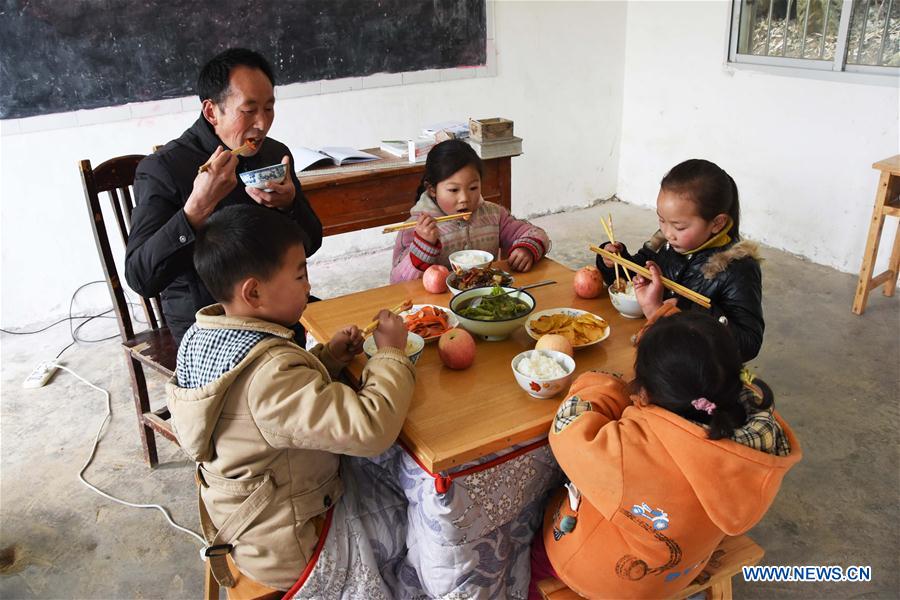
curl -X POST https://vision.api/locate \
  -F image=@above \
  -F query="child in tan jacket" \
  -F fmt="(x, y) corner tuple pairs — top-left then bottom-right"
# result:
(167, 204), (416, 593)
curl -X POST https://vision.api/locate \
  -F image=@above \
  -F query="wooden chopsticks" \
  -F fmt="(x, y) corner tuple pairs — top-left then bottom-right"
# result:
(197, 140), (257, 174)
(590, 245), (712, 309)
(361, 299), (413, 337)
(382, 212), (472, 234)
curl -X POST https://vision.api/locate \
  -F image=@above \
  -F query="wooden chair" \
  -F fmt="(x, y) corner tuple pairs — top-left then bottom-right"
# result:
(852, 155), (900, 314)
(537, 535), (765, 600)
(79, 156), (179, 467)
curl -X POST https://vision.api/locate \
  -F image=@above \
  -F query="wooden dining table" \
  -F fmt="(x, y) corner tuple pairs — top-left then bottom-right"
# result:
(301, 258), (646, 474)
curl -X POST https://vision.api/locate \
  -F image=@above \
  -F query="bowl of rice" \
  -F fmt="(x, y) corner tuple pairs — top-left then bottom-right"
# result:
(511, 349), (576, 399)
(363, 332), (425, 364)
(608, 281), (643, 319)
(449, 250), (493, 272)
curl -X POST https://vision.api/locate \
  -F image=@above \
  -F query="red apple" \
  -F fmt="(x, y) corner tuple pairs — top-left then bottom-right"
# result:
(573, 266), (603, 298)
(438, 328), (476, 369)
(423, 265), (450, 294)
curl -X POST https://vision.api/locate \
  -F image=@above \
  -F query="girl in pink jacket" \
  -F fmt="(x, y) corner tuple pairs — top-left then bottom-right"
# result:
(390, 140), (550, 283)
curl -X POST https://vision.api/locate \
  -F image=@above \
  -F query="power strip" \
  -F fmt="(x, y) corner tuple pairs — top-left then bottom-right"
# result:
(23, 361), (60, 388)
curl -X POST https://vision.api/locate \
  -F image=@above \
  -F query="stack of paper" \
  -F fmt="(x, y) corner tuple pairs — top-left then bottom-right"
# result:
(421, 120), (470, 141)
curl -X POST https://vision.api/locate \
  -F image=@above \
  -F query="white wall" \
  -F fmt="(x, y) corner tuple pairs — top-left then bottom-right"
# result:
(616, 1), (899, 277)
(0, 1), (627, 328)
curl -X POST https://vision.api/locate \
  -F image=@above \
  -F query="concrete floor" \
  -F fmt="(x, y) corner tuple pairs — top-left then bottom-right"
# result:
(1, 202), (898, 599)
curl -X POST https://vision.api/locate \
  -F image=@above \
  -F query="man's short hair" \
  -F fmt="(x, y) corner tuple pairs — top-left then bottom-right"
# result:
(197, 48), (275, 105)
(195, 205), (309, 303)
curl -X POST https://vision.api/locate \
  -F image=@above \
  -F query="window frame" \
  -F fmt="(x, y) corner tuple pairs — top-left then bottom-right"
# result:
(727, 0), (900, 77)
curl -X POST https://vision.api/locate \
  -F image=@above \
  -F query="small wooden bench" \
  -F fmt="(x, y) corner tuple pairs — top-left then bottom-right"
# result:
(852, 155), (900, 315)
(537, 535), (764, 600)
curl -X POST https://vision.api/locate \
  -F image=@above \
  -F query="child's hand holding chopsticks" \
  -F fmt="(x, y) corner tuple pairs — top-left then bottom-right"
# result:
(327, 326), (365, 364)
(370, 310), (408, 351)
(632, 261), (665, 318)
(599, 242), (624, 268)
(414, 214), (440, 244)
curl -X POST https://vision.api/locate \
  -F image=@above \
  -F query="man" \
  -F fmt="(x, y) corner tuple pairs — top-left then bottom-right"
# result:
(125, 48), (322, 342)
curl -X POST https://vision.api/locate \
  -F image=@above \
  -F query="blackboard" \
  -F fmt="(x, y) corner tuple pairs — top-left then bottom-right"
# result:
(0, 0), (487, 120)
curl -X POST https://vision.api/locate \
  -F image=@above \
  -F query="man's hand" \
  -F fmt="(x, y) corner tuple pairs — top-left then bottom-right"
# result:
(508, 248), (535, 272)
(327, 325), (364, 364)
(414, 213), (439, 244)
(633, 260), (665, 318)
(184, 146), (238, 229)
(246, 155), (296, 211)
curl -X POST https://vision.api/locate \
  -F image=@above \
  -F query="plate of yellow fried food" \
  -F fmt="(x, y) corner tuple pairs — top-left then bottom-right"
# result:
(525, 308), (611, 348)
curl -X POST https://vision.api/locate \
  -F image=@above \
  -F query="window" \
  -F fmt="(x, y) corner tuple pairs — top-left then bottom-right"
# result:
(729, 0), (900, 74)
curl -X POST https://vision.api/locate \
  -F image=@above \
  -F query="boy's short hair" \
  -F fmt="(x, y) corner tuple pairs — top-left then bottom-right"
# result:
(197, 48), (275, 105)
(195, 205), (309, 302)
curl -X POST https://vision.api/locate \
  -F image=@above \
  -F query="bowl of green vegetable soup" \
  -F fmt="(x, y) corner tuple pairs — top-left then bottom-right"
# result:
(449, 285), (536, 341)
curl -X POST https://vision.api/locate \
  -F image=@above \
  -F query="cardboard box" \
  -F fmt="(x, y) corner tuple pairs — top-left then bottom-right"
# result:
(468, 117), (513, 142)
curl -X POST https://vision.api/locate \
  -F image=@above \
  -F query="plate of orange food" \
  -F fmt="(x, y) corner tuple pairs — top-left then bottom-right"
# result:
(400, 304), (459, 342)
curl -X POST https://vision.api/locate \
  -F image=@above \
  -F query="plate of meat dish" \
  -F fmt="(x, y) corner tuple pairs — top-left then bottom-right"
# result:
(446, 267), (514, 295)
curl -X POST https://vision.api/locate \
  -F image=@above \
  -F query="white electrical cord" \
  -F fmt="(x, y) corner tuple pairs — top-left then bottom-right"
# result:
(52, 362), (207, 547)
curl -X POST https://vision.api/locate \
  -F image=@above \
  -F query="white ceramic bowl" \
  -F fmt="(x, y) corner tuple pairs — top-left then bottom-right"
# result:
(363, 332), (425, 364)
(239, 163), (287, 190)
(449, 250), (493, 272)
(446, 269), (514, 296)
(511, 349), (576, 399)
(449, 286), (536, 341)
(608, 282), (644, 319)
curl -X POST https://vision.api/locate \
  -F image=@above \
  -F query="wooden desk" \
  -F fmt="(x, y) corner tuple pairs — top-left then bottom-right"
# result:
(301, 259), (645, 473)
(298, 149), (515, 237)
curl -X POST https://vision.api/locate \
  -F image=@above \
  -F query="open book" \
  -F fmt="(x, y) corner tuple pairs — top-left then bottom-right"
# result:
(294, 146), (379, 171)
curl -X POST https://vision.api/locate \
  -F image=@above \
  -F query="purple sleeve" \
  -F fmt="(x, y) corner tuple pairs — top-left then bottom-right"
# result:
(497, 206), (551, 260)
(390, 228), (441, 283)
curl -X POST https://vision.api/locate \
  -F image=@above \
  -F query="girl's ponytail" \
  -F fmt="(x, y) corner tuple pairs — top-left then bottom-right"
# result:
(726, 172), (741, 240)
(413, 179), (428, 205)
(706, 378), (746, 441)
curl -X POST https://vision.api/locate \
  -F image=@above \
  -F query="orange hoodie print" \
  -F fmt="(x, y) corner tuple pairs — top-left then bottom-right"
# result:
(543, 372), (802, 599)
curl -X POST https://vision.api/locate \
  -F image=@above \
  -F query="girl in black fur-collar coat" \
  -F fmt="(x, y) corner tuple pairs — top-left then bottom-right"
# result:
(597, 159), (764, 362)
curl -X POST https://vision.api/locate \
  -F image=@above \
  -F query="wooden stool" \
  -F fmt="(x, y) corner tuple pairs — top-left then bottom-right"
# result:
(204, 556), (282, 600)
(537, 534), (764, 600)
(852, 155), (900, 315)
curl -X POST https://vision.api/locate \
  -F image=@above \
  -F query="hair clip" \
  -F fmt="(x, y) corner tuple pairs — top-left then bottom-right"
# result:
(740, 367), (764, 400)
(691, 397), (716, 415)
(739, 368), (755, 386)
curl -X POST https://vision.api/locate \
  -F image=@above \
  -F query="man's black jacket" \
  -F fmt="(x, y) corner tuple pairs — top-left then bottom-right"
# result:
(125, 117), (322, 341)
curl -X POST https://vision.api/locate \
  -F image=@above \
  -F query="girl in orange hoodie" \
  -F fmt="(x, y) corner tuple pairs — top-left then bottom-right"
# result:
(529, 311), (801, 599)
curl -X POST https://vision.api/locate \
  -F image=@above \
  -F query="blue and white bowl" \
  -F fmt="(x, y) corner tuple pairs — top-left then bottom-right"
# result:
(239, 163), (287, 190)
